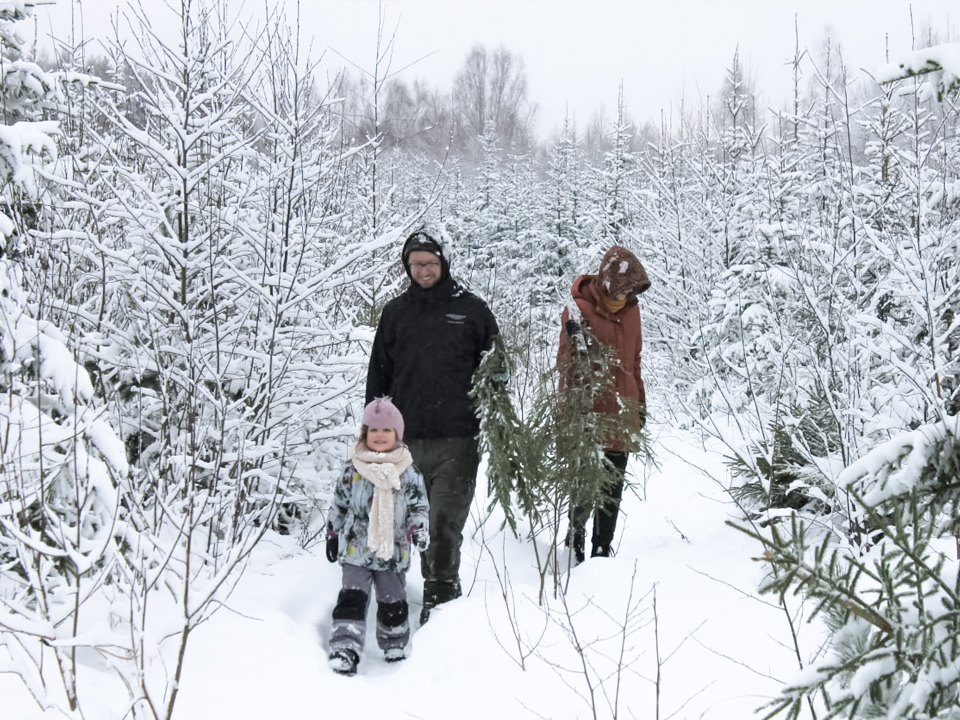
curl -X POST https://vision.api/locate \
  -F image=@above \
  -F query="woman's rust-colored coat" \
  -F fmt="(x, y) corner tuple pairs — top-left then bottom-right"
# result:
(558, 275), (646, 452)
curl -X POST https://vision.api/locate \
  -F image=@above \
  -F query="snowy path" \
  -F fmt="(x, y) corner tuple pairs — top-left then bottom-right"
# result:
(6, 427), (820, 719)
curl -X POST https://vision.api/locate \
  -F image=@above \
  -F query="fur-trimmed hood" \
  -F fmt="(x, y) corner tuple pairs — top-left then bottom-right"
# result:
(597, 245), (651, 299)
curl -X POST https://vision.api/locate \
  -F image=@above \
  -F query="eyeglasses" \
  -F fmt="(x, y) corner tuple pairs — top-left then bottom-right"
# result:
(409, 261), (441, 270)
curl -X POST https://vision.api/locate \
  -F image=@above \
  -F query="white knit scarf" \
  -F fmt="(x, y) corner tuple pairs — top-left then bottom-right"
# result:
(349, 441), (413, 560)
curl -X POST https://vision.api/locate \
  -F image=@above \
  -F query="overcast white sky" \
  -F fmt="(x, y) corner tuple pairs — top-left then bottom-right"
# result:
(32, 0), (958, 139)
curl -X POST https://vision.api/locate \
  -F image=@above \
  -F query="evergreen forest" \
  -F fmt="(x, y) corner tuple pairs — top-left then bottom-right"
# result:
(2, 1), (960, 718)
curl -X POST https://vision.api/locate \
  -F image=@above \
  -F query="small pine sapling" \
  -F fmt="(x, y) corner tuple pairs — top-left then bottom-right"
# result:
(471, 334), (543, 536)
(732, 416), (960, 720)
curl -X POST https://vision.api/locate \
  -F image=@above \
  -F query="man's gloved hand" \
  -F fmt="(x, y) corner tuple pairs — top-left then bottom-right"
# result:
(564, 318), (581, 337)
(326, 534), (338, 563)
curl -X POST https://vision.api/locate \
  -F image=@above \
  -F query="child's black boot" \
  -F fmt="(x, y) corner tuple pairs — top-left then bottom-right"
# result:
(328, 648), (359, 676)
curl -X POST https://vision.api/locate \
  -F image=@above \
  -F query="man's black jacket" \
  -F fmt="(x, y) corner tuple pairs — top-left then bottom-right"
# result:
(366, 275), (498, 440)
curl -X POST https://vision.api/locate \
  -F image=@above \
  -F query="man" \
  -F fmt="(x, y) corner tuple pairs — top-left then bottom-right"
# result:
(557, 245), (651, 562)
(366, 222), (499, 623)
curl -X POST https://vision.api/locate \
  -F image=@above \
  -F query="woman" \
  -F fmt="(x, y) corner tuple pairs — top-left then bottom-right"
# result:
(557, 245), (651, 562)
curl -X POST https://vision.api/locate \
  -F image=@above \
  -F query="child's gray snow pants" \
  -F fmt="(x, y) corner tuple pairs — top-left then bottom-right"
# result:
(329, 565), (409, 657)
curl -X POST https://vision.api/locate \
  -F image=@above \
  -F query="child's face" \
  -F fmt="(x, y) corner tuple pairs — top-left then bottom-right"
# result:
(366, 427), (398, 452)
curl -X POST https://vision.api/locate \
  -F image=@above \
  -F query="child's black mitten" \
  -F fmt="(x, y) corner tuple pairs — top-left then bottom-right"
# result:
(412, 529), (429, 552)
(325, 535), (338, 563)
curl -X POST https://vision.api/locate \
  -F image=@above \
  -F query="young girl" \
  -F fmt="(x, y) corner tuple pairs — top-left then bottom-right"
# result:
(325, 397), (429, 676)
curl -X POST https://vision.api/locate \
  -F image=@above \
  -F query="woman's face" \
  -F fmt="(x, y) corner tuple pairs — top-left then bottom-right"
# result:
(366, 427), (398, 452)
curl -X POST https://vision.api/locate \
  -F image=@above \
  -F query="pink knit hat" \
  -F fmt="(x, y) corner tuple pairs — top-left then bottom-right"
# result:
(362, 397), (405, 441)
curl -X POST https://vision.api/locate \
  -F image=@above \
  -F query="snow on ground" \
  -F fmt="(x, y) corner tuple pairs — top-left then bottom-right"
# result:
(5, 424), (824, 719)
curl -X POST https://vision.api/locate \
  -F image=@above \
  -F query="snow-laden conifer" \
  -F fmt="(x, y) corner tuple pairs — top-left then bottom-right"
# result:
(736, 416), (960, 719)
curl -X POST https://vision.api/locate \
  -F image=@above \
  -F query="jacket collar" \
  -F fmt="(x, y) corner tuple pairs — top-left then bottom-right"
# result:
(572, 274), (637, 320)
(406, 274), (459, 303)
